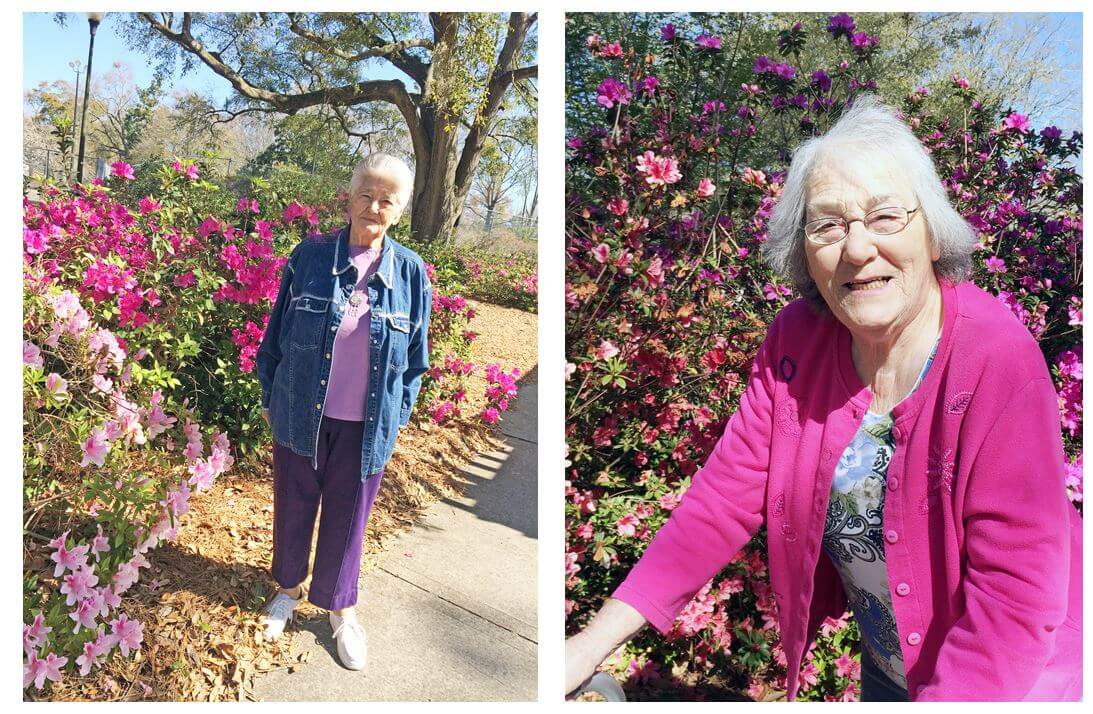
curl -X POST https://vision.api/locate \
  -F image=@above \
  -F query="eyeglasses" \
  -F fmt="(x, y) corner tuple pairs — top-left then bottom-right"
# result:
(804, 205), (920, 245)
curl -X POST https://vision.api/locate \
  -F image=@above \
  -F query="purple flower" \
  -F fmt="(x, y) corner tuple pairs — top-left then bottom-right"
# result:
(1040, 125), (1062, 141)
(696, 34), (722, 50)
(596, 77), (632, 109)
(827, 13), (856, 38)
(773, 63), (797, 81)
(850, 32), (878, 55)
(660, 23), (676, 42)
(753, 55), (774, 74)
(811, 69), (832, 92)
(984, 256), (1007, 274)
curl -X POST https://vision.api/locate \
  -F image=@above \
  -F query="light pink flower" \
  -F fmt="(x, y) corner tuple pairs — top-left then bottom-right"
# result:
(23, 613), (51, 657)
(24, 651), (67, 690)
(564, 362), (576, 381)
(69, 596), (100, 633)
(188, 459), (216, 492)
(44, 373), (68, 396)
(60, 565), (99, 606)
(616, 513), (640, 537)
(50, 536), (90, 577)
(23, 340), (43, 368)
(591, 243), (611, 263)
(79, 430), (111, 468)
(594, 340), (619, 360)
(113, 562), (140, 593)
(696, 178), (716, 197)
(635, 150), (682, 187)
(110, 613), (144, 657)
(91, 524), (110, 560)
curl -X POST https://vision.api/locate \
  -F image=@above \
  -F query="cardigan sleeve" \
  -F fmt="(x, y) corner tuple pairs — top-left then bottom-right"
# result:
(611, 327), (777, 633)
(918, 377), (1071, 701)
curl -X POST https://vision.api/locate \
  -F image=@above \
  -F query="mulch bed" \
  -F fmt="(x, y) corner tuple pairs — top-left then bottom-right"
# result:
(30, 299), (537, 701)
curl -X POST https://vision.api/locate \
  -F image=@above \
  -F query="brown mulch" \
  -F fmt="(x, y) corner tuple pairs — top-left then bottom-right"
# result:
(32, 300), (536, 701)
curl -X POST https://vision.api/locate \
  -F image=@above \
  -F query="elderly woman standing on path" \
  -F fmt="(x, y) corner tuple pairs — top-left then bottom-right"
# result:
(566, 97), (1082, 701)
(255, 153), (432, 670)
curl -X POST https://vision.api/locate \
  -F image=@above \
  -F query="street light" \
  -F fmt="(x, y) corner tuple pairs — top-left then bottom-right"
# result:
(68, 60), (81, 179)
(75, 12), (105, 184)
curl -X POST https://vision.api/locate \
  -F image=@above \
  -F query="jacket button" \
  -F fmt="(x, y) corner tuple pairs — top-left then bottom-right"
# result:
(331, 326), (337, 332)
(315, 403), (321, 410)
(320, 379), (327, 386)
(885, 530), (899, 544)
(907, 632), (921, 646)
(888, 476), (899, 491)
(896, 582), (910, 596)
(325, 353), (331, 359)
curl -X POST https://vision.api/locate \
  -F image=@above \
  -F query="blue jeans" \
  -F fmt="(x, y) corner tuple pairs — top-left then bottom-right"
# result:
(861, 647), (909, 702)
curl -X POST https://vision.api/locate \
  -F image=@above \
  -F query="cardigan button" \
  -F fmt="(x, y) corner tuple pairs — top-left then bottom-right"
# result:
(888, 476), (899, 491)
(916, 684), (926, 697)
(893, 426), (903, 440)
(907, 631), (921, 646)
(896, 582), (910, 596)
(885, 530), (899, 544)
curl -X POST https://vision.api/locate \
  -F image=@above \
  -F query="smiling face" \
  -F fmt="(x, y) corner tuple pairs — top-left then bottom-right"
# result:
(803, 151), (941, 339)
(348, 172), (406, 242)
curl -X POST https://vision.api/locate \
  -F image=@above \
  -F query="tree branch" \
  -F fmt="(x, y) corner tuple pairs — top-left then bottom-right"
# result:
(285, 13), (433, 64)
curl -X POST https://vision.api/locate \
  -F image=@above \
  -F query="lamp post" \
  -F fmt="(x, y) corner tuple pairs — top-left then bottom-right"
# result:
(75, 12), (105, 184)
(68, 60), (81, 179)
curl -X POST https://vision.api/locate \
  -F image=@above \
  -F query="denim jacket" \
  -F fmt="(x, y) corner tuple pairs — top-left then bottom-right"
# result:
(256, 226), (432, 479)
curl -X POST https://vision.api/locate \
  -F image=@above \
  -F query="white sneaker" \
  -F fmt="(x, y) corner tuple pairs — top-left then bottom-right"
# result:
(329, 612), (367, 670)
(262, 589), (303, 640)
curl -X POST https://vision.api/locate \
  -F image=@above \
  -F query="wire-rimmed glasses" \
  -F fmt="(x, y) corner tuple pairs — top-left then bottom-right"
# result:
(804, 206), (920, 245)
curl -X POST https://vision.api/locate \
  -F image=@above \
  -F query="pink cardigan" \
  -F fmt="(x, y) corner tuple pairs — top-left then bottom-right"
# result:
(613, 280), (1082, 701)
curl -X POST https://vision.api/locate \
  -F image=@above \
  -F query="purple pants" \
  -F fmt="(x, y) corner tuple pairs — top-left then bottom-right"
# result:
(271, 416), (384, 610)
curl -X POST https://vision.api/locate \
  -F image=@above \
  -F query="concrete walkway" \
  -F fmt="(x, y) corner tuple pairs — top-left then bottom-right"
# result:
(251, 370), (538, 702)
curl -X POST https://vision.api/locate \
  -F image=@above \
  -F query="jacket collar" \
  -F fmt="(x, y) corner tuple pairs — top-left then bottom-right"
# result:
(332, 224), (395, 288)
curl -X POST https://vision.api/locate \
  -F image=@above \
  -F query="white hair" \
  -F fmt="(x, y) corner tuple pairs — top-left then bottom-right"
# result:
(349, 153), (414, 208)
(763, 94), (977, 307)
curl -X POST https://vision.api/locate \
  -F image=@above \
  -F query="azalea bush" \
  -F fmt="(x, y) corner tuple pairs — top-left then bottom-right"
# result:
(23, 283), (232, 693)
(412, 239), (538, 312)
(565, 14), (1082, 701)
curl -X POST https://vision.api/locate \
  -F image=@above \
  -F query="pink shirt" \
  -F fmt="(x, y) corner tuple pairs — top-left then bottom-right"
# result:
(613, 280), (1082, 701)
(324, 243), (382, 421)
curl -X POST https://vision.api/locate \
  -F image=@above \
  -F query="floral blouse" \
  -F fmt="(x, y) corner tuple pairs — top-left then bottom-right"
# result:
(821, 337), (940, 690)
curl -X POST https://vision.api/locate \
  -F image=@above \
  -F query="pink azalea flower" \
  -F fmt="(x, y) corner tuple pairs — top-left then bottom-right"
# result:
(188, 458), (216, 492)
(635, 150), (682, 187)
(69, 596), (100, 633)
(185, 163), (200, 180)
(60, 565), (100, 606)
(606, 197), (628, 216)
(564, 362), (576, 381)
(596, 77), (632, 109)
(24, 651), (67, 690)
(110, 613), (144, 657)
(834, 652), (861, 678)
(91, 374), (114, 395)
(44, 373), (68, 395)
(113, 562), (140, 593)
(1002, 112), (1030, 133)
(23, 613), (51, 657)
(91, 524), (111, 560)
(984, 255), (1007, 273)
(80, 430), (111, 468)
(110, 161), (135, 180)
(616, 513), (640, 537)
(138, 195), (161, 214)
(591, 243), (611, 264)
(23, 340), (43, 368)
(594, 339), (619, 360)
(50, 537), (90, 577)
(696, 177), (716, 197)
(96, 585), (121, 616)
(480, 407), (501, 424)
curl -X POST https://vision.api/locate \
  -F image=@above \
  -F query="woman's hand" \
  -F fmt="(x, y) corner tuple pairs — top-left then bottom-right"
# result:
(262, 408), (270, 426)
(565, 598), (648, 696)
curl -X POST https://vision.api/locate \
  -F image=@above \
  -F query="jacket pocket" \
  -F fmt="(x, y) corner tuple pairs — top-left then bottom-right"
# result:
(384, 313), (411, 368)
(289, 294), (330, 348)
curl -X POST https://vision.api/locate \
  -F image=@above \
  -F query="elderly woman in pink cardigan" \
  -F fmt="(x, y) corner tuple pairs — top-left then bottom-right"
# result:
(565, 96), (1082, 702)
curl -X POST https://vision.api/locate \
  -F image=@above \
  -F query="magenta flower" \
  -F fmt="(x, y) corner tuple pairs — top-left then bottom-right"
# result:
(834, 653), (861, 678)
(635, 150), (682, 187)
(639, 75), (660, 96)
(811, 69), (832, 92)
(773, 63), (797, 80)
(695, 34), (722, 50)
(850, 32), (878, 53)
(138, 195), (161, 214)
(591, 243), (611, 264)
(753, 55), (774, 74)
(596, 77), (632, 109)
(984, 255), (1007, 273)
(1002, 112), (1030, 133)
(597, 41), (623, 59)
(951, 73), (970, 90)
(480, 407), (501, 424)
(110, 161), (135, 180)
(109, 613), (144, 657)
(660, 24), (676, 42)
(826, 13), (856, 38)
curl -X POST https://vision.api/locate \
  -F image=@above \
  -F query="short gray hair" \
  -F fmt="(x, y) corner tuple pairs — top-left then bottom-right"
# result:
(349, 153), (414, 208)
(763, 94), (977, 307)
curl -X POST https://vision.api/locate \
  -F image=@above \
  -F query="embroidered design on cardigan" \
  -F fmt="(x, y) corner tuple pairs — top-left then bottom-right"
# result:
(776, 400), (800, 437)
(946, 391), (973, 414)
(773, 491), (786, 517)
(927, 447), (955, 494)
